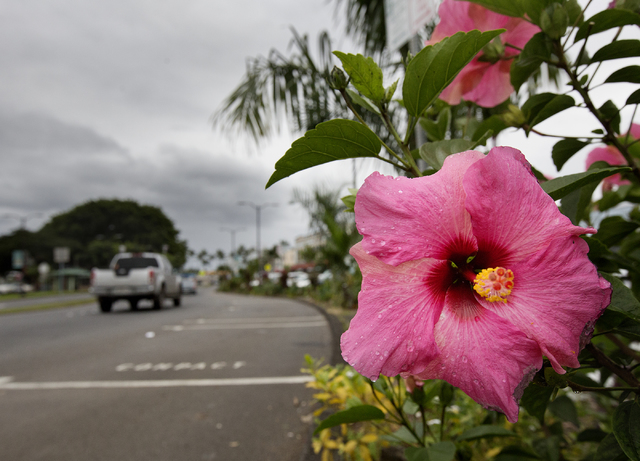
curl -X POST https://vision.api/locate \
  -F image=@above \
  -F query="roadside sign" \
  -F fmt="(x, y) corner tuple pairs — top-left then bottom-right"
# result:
(53, 247), (70, 264)
(384, 0), (438, 51)
(12, 250), (25, 269)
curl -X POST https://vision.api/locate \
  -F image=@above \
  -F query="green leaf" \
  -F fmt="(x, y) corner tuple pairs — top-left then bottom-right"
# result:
(552, 139), (591, 171)
(421, 107), (451, 142)
(463, 0), (525, 17)
(457, 425), (516, 442)
(405, 447), (430, 461)
(346, 89), (380, 115)
(428, 442), (457, 461)
(559, 178), (598, 225)
(577, 428), (608, 442)
(522, 93), (575, 132)
(494, 445), (541, 460)
(511, 33), (552, 93)
(627, 89), (640, 106)
(600, 272), (640, 322)
(419, 139), (475, 170)
(541, 166), (631, 200)
(575, 9), (640, 42)
(606, 66), (640, 84)
(266, 119), (381, 188)
(613, 401), (640, 461)
(472, 115), (508, 144)
(341, 188), (357, 213)
(333, 52), (385, 102)
(548, 395), (579, 427)
(404, 29), (504, 117)
(592, 40), (640, 63)
(594, 216), (640, 247)
(313, 404), (385, 435)
(533, 436), (561, 461)
(520, 383), (554, 424)
(596, 433), (628, 461)
(599, 100), (622, 134)
(406, 442), (457, 461)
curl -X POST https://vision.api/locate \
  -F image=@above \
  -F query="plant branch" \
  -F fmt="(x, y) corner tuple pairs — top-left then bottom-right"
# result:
(553, 41), (640, 182)
(606, 333), (640, 362)
(586, 342), (640, 387)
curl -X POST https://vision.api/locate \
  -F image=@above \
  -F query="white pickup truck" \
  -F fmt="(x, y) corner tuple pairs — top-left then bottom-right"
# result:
(90, 252), (181, 313)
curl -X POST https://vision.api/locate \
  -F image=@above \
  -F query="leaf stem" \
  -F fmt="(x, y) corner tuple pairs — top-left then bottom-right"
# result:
(338, 88), (412, 171)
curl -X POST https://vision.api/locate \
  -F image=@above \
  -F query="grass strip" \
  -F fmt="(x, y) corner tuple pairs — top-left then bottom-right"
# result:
(0, 298), (95, 315)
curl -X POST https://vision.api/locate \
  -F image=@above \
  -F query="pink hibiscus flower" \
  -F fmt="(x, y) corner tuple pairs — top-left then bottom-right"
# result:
(585, 123), (640, 190)
(342, 147), (611, 422)
(425, 0), (540, 107)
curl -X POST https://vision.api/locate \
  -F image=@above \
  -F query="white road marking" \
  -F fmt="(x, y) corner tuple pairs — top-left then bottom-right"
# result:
(116, 361), (247, 372)
(163, 320), (327, 331)
(0, 375), (313, 390)
(185, 316), (325, 324)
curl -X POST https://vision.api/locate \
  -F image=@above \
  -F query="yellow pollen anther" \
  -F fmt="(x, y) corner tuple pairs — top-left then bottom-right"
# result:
(474, 267), (514, 303)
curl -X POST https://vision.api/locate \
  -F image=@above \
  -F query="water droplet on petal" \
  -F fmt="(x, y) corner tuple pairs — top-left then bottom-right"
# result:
(398, 190), (403, 194)
(462, 356), (468, 363)
(406, 340), (415, 352)
(377, 314), (382, 319)
(371, 239), (376, 243)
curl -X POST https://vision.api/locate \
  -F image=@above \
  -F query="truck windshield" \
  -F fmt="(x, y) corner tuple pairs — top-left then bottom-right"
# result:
(115, 257), (159, 269)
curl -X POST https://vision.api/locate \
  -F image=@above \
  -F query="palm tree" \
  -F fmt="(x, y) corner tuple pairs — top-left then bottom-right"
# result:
(212, 0), (398, 145)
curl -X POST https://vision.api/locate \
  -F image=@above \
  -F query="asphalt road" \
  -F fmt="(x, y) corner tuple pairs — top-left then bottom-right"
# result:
(0, 290), (336, 460)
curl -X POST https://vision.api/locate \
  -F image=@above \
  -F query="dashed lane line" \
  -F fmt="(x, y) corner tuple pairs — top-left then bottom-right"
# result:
(0, 375), (314, 390)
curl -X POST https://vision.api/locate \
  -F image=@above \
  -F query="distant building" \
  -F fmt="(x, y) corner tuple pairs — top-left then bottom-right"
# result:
(275, 233), (326, 270)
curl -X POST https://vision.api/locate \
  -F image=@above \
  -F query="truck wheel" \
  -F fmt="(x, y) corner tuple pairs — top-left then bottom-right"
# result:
(99, 298), (112, 313)
(153, 288), (165, 310)
(129, 299), (139, 311)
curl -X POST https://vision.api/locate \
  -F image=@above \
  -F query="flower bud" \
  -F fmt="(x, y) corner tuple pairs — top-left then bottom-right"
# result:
(478, 37), (505, 64)
(500, 105), (526, 128)
(328, 66), (348, 91)
(540, 3), (569, 40)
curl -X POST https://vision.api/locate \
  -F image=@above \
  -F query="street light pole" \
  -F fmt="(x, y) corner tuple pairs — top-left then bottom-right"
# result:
(220, 227), (245, 256)
(237, 201), (277, 267)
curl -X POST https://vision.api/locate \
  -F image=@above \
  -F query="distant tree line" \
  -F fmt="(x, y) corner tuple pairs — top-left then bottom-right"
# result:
(0, 199), (188, 280)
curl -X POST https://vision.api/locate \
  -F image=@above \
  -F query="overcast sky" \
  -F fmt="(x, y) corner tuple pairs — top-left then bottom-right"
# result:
(0, 0), (637, 269)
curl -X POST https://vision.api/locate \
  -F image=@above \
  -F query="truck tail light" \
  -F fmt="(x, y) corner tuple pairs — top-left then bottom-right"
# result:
(90, 269), (95, 286)
(149, 270), (155, 285)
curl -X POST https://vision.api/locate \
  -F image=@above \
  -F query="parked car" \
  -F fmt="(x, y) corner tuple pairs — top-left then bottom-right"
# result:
(180, 276), (198, 294)
(0, 282), (33, 295)
(90, 252), (181, 312)
(286, 271), (311, 288)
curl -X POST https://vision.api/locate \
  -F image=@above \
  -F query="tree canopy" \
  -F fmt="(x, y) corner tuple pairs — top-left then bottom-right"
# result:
(0, 199), (188, 275)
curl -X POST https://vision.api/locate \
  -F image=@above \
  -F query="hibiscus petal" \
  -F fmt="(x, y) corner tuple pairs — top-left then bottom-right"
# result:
(416, 285), (542, 423)
(586, 146), (630, 187)
(502, 18), (541, 56)
(439, 59), (489, 106)
(356, 152), (483, 266)
(482, 235), (611, 372)
(463, 146), (593, 266)
(341, 243), (452, 380)
(427, 0), (477, 44)
(461, 59), (514, 108)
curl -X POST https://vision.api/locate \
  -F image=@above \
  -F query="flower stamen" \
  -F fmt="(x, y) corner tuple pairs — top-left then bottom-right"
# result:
(474, 267), (514, 303)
